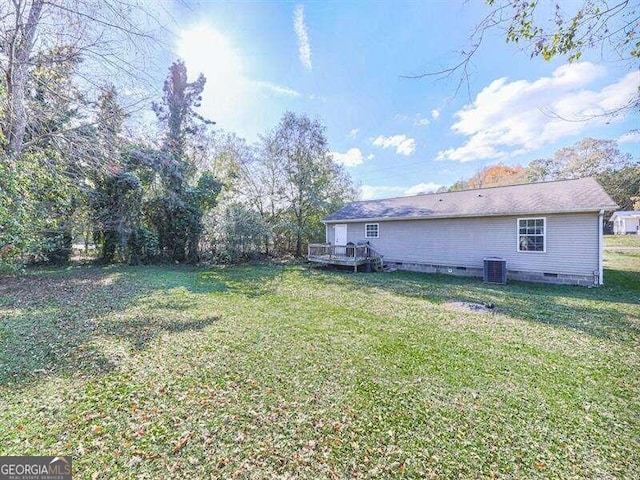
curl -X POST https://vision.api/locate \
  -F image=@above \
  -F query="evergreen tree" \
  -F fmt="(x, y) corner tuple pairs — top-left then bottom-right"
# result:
(148, 60), (220, 262)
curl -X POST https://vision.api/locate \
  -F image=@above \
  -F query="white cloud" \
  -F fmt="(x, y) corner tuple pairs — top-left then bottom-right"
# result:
(360, 182), (443, 200)
(372, 134), (416, 156)
(348, 128), (359, 139)
(331, 148), (364, 167)
(294, 5), (312, 70)
(254, 81), (300, 97)
(437, 62), (639, 162)
(404, 182), (442, 196)
(436, 134), (508, 162)
(367, 153), (375, 160)
(618, 130), (640, 144)
(414, 118), (430, 126)
(431, 109), (440, 119)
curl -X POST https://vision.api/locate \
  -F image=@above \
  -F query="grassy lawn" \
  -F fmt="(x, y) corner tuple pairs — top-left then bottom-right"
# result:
(1, 247), (638, 478)
(604, 233), (640, 247)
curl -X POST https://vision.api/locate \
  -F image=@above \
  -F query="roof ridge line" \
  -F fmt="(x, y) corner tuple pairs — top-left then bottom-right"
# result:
(356, 177), (594, 203)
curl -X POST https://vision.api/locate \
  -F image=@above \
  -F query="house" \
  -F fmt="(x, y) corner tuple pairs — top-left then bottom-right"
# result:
(312, 178), (618, 286)
(611, 211), (640, 234)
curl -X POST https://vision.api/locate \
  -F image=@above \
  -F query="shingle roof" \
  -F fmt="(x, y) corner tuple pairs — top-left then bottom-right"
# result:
(325, 177), (618, 222)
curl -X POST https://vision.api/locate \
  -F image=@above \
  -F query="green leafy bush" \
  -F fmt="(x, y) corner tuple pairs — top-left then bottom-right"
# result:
(38, 228), (72, 265)
(127, 227), (159, 265)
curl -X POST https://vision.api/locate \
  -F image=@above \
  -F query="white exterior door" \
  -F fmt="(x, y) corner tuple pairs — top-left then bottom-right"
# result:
(334, 224), (347, 245)
(334, 224), (347, 254)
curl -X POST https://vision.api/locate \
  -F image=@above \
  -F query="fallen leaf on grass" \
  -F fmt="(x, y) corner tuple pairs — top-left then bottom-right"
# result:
(132, 451), (160, 460)
(172, 431), (194, 454)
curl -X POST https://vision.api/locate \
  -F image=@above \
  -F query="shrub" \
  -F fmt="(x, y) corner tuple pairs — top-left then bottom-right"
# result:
(38, 228), (73, 265)
(127, 227), (159, 265)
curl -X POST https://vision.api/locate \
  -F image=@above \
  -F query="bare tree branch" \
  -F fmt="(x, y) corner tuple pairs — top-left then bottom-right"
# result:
(0, 0), (171, 159)
(405, 0), (640, 116)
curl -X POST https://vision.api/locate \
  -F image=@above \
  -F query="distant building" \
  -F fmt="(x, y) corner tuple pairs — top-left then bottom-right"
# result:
(611, 211), (640, 235)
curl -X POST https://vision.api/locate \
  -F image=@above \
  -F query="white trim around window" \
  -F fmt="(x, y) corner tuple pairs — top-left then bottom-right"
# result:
(516, 217), (546, 253)
(364, 223), (379, 239)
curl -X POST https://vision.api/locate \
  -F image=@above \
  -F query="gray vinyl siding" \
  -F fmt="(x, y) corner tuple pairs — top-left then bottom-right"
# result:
(326, 213), (599, 276)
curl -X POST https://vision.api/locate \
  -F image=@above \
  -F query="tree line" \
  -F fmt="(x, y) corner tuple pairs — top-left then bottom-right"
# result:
(1, 1), (636, 270)
(444, 137), (640, 213)
(0, 56), (355, 270)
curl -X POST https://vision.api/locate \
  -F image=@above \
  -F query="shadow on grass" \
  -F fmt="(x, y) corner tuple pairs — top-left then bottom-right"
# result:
(1, 260), (636, 388)
(0, 267), (223, 388)
(0, 263), (288, 387)
(303, 263), (640, 346)
(102, 316), (219, 351)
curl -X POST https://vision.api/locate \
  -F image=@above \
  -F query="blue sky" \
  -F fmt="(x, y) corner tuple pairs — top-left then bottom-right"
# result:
(163, 1), (639, 199)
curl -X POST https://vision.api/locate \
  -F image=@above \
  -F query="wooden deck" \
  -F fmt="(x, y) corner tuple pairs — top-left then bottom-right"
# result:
(307, 243), (383, 272)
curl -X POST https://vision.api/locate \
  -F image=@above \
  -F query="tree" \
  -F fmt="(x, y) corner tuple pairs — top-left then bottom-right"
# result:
(95, 84), (126, 174)
(468, 164), (525, 189)
(524, 137), (638, 214)
(0, 0), (160, 158)
(152, 60), (213, 165)
(211, 203), (270, 262)
(595, 164), (640, 211)
(90, 172), (143, 262)
(24, 46), (83, 151)
(148, 60), (221, 262)
(494, 0), (639, 63)
(88, 86), (136, 262)
(448, 164), (525, 191)
(526, 137), (632, 181)
(1, 0), (45, 156)
(265, 112), (357, 257)
(1, 43), (88, 265)
(0, 1), (162, 266)
(201, 131), (279, 255)
(444, 138), (637, 213)
(0, 152), (32, 270)
(409, 1), (639, 113)
(0, 46), (84, 267)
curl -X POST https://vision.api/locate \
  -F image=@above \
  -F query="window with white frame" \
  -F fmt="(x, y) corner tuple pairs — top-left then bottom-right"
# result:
(517, 218), (545, 252)
(365, 223), (379, 239)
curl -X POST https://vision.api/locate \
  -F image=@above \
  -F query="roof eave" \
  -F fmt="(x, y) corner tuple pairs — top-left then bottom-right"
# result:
(323, 206), (619, 223)
(612, 212), (640, 218)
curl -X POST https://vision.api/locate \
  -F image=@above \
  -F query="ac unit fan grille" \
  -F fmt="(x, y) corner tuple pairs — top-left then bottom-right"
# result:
(484, 257), (507, 284)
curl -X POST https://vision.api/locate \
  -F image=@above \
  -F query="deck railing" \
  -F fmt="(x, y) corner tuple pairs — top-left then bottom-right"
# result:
(308, 243), (381, 260)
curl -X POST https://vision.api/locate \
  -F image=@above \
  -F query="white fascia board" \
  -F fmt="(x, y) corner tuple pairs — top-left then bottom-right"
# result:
(323, 208), (611, 224)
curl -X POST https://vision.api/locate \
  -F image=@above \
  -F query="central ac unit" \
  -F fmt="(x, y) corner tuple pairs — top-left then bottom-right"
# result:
(484, 257), (507, 284)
